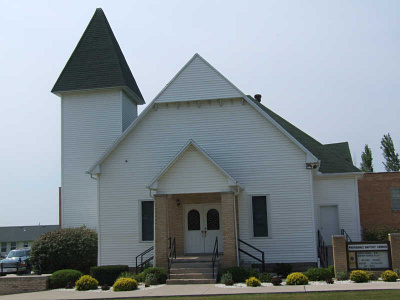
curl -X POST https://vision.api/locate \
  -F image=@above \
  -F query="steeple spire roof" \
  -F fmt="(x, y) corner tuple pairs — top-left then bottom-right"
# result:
(51, 8), (145, 104)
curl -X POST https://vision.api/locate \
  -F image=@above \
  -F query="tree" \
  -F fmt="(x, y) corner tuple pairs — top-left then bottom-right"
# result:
(360, 144), (373, 172)
(380, 133), (400, 172)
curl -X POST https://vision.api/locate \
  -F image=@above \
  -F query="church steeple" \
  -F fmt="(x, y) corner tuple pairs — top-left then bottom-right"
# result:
(52, 8), (145, 104)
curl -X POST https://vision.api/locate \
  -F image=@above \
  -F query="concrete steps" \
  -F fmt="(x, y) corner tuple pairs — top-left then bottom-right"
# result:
(166, 255), (219, 285)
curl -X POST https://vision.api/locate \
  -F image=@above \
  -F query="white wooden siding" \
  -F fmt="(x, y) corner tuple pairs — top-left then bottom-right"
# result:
(157, 145), (230, 194)
(155, 55), (242, 103)
(121, 91), (137, 132)
(98, 99), (316, 266)
(314, 176), (361, 243)
(62, 89), (123, 229)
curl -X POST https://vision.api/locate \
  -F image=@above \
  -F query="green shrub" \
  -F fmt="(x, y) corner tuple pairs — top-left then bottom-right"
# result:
(145, 273), (158, 285)
(362, 225), (400, 241)
(117, 271), (137, 280)
(350, 270), (369, 283)
(113, 278), (138, 291)
(90, 265), (129, 286)
(220, 272), (233, 285)
(273, 263), (292, 278)
(271, 276), (282, 286)
(381, 270), (398, 282)
(393, 269), (400, 276)
(248, 268), (260, 279)
(142, 267), (167, 284)
(327, 265), (335, 278)
(30, 226), (97, 274)
(75, 275), (99, 291)
(335, 271), (349, 280)
(366, 271), (377, 281)
(135, 272), (145, 282)
(246, 277), (261, 287)
(286, 272), (309, 285)
(50, 269), (82, 289)
(221, 267), (248, 283)
(259, 272), (273, 283)
(304, 268), (332, 281)
(65, 282), (75, 289)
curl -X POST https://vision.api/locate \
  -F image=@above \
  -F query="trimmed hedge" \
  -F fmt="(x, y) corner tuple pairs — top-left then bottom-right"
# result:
(142, 267), (167, 284)
(286, 272), (309, 285)
(75, 275), (99, 291)
(381, 270), (398, 282)
(304, 268), (332, 281)
(273, 263), (292, 278)
(246, 277), (261, 287)
(50, 269), (82, 289)
(30, 226), (97, 274)
(259, 272), (273, 283)
(90, 265), (129, 286)
(113, 278), (138, 291)
(350, 270), (369, 283)
(221, 272), (233, 285)
(145, 274), (158, 285)
(362, 225), (400, 241)
(221, 267), (248, 283)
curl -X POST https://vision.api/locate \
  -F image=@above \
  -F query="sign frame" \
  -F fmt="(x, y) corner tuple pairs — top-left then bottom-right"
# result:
(346, 241), (392, 271)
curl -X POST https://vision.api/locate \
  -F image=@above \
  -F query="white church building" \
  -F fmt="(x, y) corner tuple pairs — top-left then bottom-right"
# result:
(52, 8), (362, 282)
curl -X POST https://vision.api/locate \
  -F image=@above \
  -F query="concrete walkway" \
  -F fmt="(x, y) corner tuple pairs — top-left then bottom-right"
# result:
(2, 282), (400, 300)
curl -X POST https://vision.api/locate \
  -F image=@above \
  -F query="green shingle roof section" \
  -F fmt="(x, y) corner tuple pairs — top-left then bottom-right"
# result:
(51, 8), (144, 104)
(247, 95), (360, 174)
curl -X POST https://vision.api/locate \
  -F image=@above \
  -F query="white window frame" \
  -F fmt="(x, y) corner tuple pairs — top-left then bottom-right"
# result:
(391, 188), (400, 210)
(249, 194), (271, 239)
(23, 241), (29, 248)
(138, 199), (154, 243)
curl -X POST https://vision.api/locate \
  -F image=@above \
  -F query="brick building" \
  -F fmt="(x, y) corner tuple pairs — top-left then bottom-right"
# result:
(358, 172), (400, 229)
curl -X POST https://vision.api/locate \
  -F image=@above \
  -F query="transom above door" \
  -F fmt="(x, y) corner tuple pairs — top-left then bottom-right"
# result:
(184, 203), (223, 254)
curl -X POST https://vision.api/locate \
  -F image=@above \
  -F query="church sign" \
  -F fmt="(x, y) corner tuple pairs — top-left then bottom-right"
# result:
(347, 242), (391, 270)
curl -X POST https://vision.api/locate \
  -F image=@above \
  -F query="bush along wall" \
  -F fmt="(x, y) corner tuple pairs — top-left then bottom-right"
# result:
(30, 226), (97, 274)
(90, 265), (130, 286)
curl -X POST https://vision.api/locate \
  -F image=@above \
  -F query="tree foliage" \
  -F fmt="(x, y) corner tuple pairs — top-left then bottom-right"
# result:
(30, 226), (97, 274)
(360, 144), (374, 172)
(380, 133), (400, 171)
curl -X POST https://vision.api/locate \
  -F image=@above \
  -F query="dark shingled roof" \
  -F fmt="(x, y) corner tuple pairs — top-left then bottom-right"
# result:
(247, 96), (360, 174)
(51, 8), (144, 104)
(0, 225), (59, 243)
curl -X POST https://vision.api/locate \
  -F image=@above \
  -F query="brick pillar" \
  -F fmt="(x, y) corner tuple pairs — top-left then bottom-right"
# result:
(389, 233), (400, 270)
(332, 235), (347, 276)
(154, 194), (168, 270)
(221, 192), (237, 268)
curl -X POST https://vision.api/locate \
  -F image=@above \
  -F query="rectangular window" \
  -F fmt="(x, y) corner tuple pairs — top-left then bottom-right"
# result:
(141, 201), (154, 242)
(10, 242), (16, 250)
(23, 241), (29, 248)
(251, 196), (269, 237)
(1, 242), (6, 253)
(391, 188), (400, 210)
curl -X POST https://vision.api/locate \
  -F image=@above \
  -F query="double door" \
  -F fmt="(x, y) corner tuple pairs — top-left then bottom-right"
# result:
(184, 203), (223, 254)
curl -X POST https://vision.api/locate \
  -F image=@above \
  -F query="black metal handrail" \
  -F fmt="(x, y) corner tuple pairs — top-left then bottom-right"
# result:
(167, 237), (176, 279)
(341, 229), (352, 242)
(238, 238), (265, 272)
(211, 237), (219, 279)
(317, 230), (328, 268)
(135, 246), (154, 274)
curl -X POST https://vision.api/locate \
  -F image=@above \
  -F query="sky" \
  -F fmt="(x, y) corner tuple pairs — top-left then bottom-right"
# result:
(0, 0), (399, 226)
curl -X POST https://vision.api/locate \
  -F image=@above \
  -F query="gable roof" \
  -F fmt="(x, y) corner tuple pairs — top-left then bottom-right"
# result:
(154, 54), (242, 103)
(0, 225), (59, 243)
(87, 53), (360, 175)
(246, 96), (360, 173)
(148, 140), (240, 189)
(51, 8), (144, 104)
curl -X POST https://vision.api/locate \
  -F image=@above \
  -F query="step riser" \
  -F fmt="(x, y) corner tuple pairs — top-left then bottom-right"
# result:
(170, 273), (214, 279)
(170, 268), (212, 274)
(166, 279), (216, 285)
(170, 263), (214, 268)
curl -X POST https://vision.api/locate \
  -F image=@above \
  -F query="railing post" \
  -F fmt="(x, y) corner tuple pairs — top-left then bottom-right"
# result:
(262, 252), (265, 272)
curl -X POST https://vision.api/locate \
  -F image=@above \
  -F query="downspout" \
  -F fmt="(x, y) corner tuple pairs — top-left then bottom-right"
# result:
(233, 184), (240, 266)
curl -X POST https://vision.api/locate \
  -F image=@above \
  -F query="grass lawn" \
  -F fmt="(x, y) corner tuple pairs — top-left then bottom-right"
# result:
(113, 290), (400, 300)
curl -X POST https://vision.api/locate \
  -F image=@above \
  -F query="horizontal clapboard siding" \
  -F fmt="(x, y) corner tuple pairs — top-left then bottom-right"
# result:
(121, 91), (137, 132)
(98, 98), (316, 266)
(157, 145), (230, 194)
(155, 55), (242, 103)
(62, 89), (123, 229)
(314, 176), (361, 242)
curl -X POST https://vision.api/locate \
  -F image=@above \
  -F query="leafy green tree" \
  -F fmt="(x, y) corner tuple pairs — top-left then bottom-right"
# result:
(360, 144), (374, 172)
(380, 133), (400, 171)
